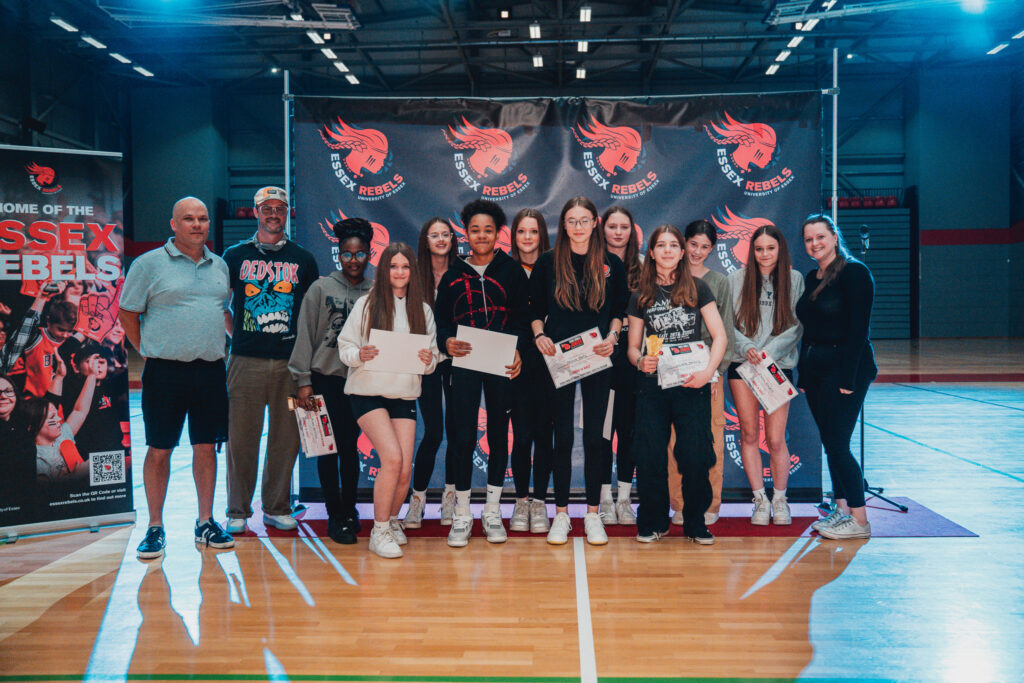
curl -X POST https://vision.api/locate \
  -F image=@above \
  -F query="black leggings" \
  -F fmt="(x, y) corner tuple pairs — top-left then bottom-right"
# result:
(412, 359), (454, 491)
(803, 371), (871, 509)
(552, 370), (611, 507)
(604, 356), (636, 486)
(510, 346), (555, 499)
(311, 372), (360, 520)
(450, 366), (512, 491)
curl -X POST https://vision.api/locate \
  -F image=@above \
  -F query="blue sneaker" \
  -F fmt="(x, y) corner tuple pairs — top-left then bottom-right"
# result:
(194, 518), (235, 549)
(137, 526), (166, 559)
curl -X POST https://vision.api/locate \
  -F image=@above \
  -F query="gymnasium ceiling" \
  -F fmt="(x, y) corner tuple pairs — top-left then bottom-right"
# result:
(4, 0), (1022, 96)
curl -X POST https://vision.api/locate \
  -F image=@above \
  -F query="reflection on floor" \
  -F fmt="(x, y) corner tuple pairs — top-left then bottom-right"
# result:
(2, 379), (1023, 681)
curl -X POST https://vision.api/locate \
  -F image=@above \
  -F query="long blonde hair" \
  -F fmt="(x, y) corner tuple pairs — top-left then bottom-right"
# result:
(553, 196), (605, 312)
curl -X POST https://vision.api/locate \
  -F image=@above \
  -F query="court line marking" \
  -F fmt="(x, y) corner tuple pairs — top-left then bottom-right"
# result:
(894, 383), (1024, 413)
(572, 537), (598, 683)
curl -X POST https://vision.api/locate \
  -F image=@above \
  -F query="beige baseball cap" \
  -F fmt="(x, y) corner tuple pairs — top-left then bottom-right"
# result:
(254, 186), (289, 206)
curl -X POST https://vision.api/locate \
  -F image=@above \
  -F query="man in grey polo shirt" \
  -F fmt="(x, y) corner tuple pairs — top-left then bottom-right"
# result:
(118, 196), (235, 559)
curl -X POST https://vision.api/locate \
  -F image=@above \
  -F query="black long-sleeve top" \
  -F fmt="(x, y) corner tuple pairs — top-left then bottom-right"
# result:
(795, 259), (877, 389)
(529, 250), (629, 342)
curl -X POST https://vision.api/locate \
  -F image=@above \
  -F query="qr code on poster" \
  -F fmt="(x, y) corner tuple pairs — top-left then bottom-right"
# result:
(90, 450), (126, 486)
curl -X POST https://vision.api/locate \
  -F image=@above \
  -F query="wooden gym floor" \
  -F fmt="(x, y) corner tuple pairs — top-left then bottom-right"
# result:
(2, 338), (1023, 682)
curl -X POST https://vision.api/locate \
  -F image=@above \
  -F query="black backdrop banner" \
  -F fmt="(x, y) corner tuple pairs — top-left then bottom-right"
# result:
(293, 94), (823, 502)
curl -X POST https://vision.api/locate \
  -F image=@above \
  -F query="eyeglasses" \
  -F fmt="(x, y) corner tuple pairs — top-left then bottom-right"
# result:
(565, 218), (594, 228)
(339, 251), (368, 262)
(427, 232), (451, 240)
(0, 388), (15, 398)
(259, 205), (289, 216)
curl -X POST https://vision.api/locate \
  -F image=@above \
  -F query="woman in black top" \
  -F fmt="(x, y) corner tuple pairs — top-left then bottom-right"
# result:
(795, 214), (877, 540)
(1, 373), (34, 522)
(529, 196), (628, 546)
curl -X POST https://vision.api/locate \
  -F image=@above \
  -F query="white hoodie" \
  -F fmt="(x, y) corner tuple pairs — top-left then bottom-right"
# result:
(337, 294), (439, 399)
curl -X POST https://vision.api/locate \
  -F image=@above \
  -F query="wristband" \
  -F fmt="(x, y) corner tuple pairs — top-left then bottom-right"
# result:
(534, 332), (547, 340)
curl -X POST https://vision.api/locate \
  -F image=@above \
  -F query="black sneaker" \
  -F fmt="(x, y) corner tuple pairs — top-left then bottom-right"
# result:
(194, 518), (235, 549)
(137, 526), (166, 559)
(328, 517), (357, 545)
(688, 526), (716, 545)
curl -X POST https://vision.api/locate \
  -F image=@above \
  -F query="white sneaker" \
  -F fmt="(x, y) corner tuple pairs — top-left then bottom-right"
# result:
(263, 513), (298, 531)
(389, 518), (408, 545)
(509, 499), (530, 532)
(481, 506), (508, 543)
(812, 509), (845, 531)
(403, 496), (425, 529)
(447, 509), (472, 547)
(671, 509), (684, 526)
(598, 498), (618, 525)
(751, 494), (771, 526)
(771, 494), (792, 525)
(440, 490), (456, 526)
(547, 512), (571, 545)
(369, 527), (403, 558)
(616, 500), (637, 525)
(704, 511), (720, 526)
(583, 512), (608, 546)
(530, 500), (550, 533)
(225, 518), (247, 535)
(636, 529), (667, 543)
(818, 515), (871, 540)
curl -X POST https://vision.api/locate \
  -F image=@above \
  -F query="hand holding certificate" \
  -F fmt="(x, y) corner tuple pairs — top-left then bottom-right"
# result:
(543, 327), (613, 389)
(736, 351), (797, 415)
(363, 329), (433, 374)
(288, 394), (337, 458)
(451, 325), (520, 377)
(656, 341), (711, 389)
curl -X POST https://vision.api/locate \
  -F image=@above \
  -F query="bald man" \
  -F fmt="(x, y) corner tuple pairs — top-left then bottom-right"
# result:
(119, 197), (235, 559)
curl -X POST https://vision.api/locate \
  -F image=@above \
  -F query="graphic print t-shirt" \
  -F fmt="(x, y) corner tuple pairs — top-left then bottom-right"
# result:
(223, 240), (319, 359)
(626, 279), (714, 345)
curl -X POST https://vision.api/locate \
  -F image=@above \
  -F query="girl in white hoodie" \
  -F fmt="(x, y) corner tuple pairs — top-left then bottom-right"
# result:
(338, 242), (438, 558)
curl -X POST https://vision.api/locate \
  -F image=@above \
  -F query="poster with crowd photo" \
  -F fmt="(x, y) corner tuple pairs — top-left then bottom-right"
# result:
(0, 145), (134, 536)
(292, 95), (824, 502)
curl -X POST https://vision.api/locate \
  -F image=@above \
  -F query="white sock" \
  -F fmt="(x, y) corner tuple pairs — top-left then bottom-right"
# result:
(456, 490), (471, 508)
(485, 484), (503, 508)
(617, 481), (632, 503)
(389, 515), (399, 524)
(373, 520), (389, 532)
(773, 488), (786, 499)
(412, 489), (426, 501)
(600, 483), (612, 502)
(753, 487), (766, 500)
(444, 483), (456, 495)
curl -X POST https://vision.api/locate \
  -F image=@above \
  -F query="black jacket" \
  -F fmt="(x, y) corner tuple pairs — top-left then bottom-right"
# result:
(434, 250), (531, 353)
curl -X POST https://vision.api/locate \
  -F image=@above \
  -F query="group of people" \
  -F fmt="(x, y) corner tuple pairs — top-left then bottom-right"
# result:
(119, 185), (877, 561)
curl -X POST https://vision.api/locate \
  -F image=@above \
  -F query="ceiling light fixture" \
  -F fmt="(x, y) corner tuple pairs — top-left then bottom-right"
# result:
(133, 65), (154, 77)
(987, 42), (1008, 54)
(576, 67), (586, 79)
(500, 10), (510, 19)
(345, 74), (359, 84)
(81, 35), (106, 49)
(271, 67), (280, 73)
(580, 6), (592, 22)
(787, 36), (804, 48)
(578, 40), (589, 52)
(323, 32), (331, 40)
(306, 30), (324, 44)
(801, 18), (819, 31)
(109, 52), (131, 64)
(533, 54), (543, 67)
(530, 23), (541, 39)
(49, 15), (78, 32)
(321, 47), (337, 59)
(775, 50), (791, 62)
(766, 64), (780, 75)
(333, 61), (349, 72)
(290, 12), (303, 21)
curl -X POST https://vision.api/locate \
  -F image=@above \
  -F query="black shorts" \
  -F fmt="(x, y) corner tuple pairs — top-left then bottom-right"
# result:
(727, 361), (794, 383)
(349, 394), (417, 421)
(141, 358), (228, 449)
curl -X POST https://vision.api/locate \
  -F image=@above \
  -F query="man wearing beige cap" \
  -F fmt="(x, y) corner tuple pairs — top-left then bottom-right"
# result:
(222, 186), (319, 533)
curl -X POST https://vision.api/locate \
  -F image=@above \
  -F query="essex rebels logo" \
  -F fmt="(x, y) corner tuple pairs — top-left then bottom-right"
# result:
(318, 208), (390, 267)
(572, 116), (659, 200)
(710, 207), (775, 273)
(444, 117), (530, 201)
(319, 116), (406, 201)
(25, 162), (62, 195)
(704, 112), (794, 197)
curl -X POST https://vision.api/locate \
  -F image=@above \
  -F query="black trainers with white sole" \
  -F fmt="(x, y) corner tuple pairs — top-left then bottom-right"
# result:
(194, 518), (235, 549)
(137, 526), (166, 559)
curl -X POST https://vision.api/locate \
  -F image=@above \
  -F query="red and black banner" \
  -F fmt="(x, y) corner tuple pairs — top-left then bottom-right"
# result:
(293, 95), (823, 501)
(0, 145), (133, 534)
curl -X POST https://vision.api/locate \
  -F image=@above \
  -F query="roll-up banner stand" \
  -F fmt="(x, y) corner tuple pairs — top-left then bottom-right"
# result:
(290, 95), (823, 502)
(0, 144), (134, 539)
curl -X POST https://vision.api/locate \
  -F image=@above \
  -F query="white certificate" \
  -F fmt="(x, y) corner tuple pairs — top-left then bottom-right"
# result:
(657, 341), (711, 389)
(543, 327), (613, 389)
(451, 325), (518, 377)
(288, 395), (338, 458)
(736, 351), (798, 415)
(364, 328), (432, 375)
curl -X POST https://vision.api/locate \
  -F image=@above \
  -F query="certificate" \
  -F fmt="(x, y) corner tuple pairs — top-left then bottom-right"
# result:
(543, 327), (612, 389)
(736, 351), (798, 415)
(288, 395), (338, 458)
(364, 328), (432, 375)
(451, 325), (518, 377)
(657, 341), (711, 389)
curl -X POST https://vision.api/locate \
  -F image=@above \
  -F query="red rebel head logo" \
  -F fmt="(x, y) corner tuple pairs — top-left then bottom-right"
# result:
(445, 117), (530, 200)
(320, 116), (406, 201)
(25, 162), (62, 194)
(704, 112), (794, 197)
(449, 212), (511, 257)
(573, 115), (659, 200)
(318, 209), (390, 267)
(711, 206), (775, 274)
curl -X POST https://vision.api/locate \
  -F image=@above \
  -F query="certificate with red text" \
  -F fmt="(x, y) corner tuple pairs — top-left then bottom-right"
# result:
(657, 341), (711, 389)
(736, 352), (798, 415)
(289, 394), (337, 458)
(543, 327), (612, 389)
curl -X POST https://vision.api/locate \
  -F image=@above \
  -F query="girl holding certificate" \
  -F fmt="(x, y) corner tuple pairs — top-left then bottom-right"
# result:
(405, 218), (458, 529)
(796, 214), (877, 540)
(338, 243), (439, 559)
(529, 196), (628, 546)
(727, 225), (804, 526)
(508, 208), (555, 534)
(598, 206), (642, 526)
(626, 224), (727, 545)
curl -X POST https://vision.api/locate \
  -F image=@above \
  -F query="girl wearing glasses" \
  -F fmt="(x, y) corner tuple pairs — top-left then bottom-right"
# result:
(288, 218), (374, 545)
(529, 196), (628, 546)
(1, 373), (34, 517)
(404, 218), (459, 529)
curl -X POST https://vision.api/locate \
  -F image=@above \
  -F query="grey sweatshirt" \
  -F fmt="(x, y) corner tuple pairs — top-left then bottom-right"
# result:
(728, 267), (805, 369)
(288, 271), (373, 386)
(697, 268), (736, 375)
